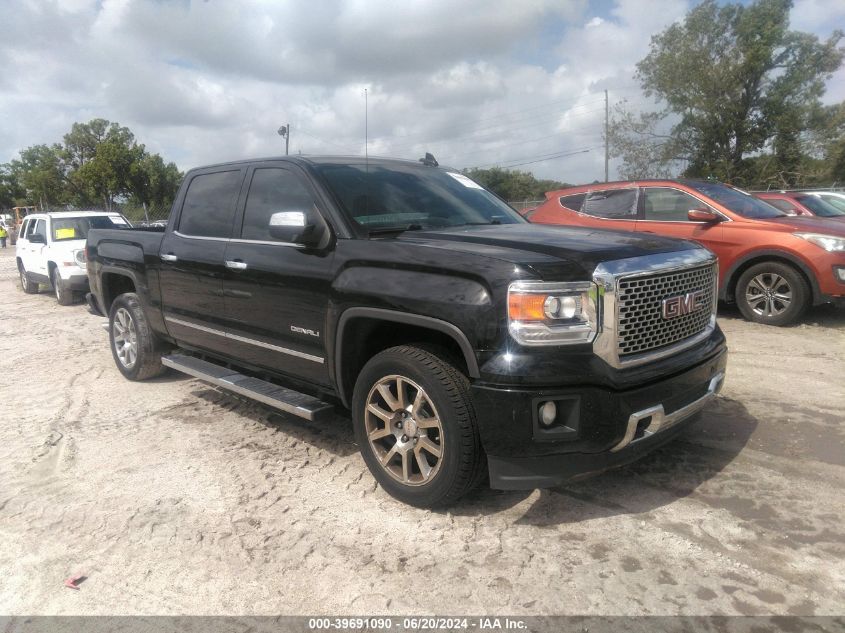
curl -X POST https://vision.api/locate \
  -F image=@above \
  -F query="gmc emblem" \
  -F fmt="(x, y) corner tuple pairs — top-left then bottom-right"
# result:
(661, 290), (706, 320)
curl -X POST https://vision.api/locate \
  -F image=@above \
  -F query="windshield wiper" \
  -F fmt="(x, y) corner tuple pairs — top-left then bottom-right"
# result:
(456, 219), (503, 226)
(368, 223), (424, 235)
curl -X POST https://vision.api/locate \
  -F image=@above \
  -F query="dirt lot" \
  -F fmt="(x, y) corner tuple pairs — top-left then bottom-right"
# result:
(0, 246), (843, 616)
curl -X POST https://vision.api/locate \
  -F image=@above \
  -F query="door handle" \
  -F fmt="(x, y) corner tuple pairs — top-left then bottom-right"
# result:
(225, 260), (248, 271)
(160, 253), (178, 262)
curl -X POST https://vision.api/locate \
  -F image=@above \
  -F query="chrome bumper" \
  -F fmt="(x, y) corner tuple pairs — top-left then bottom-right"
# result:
(611, 371), (725, 452)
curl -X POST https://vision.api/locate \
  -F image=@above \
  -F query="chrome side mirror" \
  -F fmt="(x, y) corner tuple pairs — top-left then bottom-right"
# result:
(268, 210), (327, 247)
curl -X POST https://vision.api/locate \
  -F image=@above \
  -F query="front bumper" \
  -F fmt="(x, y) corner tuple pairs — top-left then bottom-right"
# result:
(472, 347), (727, 490)
(63, 275), (90, 292)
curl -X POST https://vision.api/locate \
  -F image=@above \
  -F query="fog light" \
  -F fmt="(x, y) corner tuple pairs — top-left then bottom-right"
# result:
(539, 401), (557, 426)
(836, 266), (845, 283)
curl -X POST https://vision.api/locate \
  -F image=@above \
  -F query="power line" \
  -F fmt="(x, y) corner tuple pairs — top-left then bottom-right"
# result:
(482, 148), (594, 170)
(471, 145), (599, 169)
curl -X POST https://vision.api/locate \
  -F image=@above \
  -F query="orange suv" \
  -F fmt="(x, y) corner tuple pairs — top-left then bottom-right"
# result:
(526, 180), (845, 325)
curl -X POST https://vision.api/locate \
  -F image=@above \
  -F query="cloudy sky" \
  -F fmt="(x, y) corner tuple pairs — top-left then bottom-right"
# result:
(1, 0), (844, 186)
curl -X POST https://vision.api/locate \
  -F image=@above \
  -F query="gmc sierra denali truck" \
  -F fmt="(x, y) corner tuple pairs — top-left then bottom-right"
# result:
(86, 155), (727, 507)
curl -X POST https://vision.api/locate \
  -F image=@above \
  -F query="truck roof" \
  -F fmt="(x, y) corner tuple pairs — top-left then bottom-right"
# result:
(25, 210), (124, 219)
(184, 155), (458, 172)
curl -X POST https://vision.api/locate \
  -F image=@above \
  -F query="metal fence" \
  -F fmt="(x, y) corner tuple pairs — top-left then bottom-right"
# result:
(508, 199), (545, 212)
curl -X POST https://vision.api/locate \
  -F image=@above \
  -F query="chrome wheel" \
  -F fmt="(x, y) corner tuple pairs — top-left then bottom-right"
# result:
(53, 271), (61, 300)
(112, 307), (138, 368)
(20, 269), (26, 288)
(364, 374), (444, 486)
(746, 273), (792, 317)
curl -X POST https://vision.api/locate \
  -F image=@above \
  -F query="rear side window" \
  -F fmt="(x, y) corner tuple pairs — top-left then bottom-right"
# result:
(179, 170), (242, 238)
(559, 193), (586, 212)
(20, 219), (31, 237)
(241, 168), (315, 241)
(582, 189), (637, 219)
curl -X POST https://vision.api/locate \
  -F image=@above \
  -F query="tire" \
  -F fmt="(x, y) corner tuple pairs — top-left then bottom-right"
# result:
(108, 293), (167, 380)
(18, 262), (39, 294)
(51, 267), (74, 306)
(352, 345), (486, 508)
(736, 262), (810, 326)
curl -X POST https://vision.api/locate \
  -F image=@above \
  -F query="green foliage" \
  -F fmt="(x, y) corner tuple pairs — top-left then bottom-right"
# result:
(611, 0), (844, 187)
(462, 167), (569, 201)
(2, 119), (182, 214)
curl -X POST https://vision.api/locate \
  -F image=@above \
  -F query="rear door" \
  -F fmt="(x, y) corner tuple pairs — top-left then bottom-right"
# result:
(28, 219), (49, 277)
(577, 187), (640, 232)
(222, 163), (335, 386)
(636, 186), (725, 247)
(159, 167), (245, 355)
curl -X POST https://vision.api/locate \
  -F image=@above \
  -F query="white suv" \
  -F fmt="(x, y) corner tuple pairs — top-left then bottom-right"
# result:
(16, 211), (131, 305)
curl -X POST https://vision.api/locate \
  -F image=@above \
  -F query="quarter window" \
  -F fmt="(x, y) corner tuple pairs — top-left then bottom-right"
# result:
(178, 170), (243, 238)
(642, 188), (707, 222)
(559, 193), (586, 212)
(242, 168), (315, 241)
(582, 189), (638, 219)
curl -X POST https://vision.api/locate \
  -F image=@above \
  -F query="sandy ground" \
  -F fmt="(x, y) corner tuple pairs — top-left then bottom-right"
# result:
(0, 245), (843, 617)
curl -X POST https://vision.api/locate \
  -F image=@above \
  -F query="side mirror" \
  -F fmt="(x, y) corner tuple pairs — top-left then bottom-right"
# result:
(28, 233), (46, 244)
(268, 210), (327, 247)
(687, 208), (721, 223)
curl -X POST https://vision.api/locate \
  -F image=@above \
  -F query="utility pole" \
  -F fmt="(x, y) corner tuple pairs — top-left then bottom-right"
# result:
(364, 88), (368, 160)
(278, 124), (289, 155)
(604, 89), (609, 183)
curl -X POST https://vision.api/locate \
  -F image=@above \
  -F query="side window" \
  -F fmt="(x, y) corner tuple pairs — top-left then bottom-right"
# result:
(766, 198), (798, 213)
(559, 193), (586, 212)
(178, 170), (242, 238)
(582, 189), (638, 219)
(20, 219), (31, 237)
(241, 168), (316, 241)
(32, 219), (47, 240)
(642, 187), (707, 222)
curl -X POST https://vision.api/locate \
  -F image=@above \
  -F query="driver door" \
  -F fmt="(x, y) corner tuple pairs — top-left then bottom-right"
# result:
(636, 186), (725, 248)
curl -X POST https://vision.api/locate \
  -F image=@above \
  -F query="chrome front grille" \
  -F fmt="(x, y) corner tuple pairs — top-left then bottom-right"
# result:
(616, 264), (716, 357)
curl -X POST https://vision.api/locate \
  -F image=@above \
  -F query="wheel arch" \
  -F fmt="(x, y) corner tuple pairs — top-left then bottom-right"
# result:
(335, 308), (480, 409)
(721, 250), (820, 305)
(100, 268), (140, 313)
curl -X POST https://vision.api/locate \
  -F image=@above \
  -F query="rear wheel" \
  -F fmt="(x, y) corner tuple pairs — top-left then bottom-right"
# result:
(109, 293), (167, 380)
(18, 262), (39, 294)
(51, 267), (74, 305)
(352, 345), (486, 507)
(736, 262), (809, 326)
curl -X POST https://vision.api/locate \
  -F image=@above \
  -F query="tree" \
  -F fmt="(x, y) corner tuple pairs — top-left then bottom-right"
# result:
(462, 167), (568, 201)
(10, 144), (66, 210)
(611, 0), (844, 186)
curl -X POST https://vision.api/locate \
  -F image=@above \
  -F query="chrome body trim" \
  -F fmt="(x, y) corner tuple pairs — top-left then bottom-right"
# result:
(164, 315), (325, 364)
(592, 249), (718, 369)
(611, 371), (724, 452)
(172, 230), (304, 248)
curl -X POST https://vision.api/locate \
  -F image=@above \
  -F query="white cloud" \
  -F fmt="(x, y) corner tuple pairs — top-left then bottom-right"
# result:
(0, 0), (841, 188)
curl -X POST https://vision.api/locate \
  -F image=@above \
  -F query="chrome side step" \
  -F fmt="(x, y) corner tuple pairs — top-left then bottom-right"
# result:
(161, 353), (334, 422)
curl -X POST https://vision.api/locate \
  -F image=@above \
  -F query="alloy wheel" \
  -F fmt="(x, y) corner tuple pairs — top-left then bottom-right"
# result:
(746, 273), (792, 317)
(113, 307), (138, 368)
(364, 374), (444, 486)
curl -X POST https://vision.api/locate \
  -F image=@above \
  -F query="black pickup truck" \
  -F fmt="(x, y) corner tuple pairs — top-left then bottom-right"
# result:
(86, 155), (727, 507)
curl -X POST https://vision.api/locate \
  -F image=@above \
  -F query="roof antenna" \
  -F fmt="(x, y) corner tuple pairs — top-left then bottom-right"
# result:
(419, 152), (438, 167)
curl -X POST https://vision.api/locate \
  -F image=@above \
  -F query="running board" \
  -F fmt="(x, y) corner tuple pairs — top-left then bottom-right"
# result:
(161, 353), (334, 422)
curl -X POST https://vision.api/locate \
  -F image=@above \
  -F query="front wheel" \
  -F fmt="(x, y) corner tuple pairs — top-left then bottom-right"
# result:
(18, 263), (39, 294)
(109, 293), (167, 380)
(51, 268), (74, 305)
(736, 262), (809, 326)
(352, 345), (486, 508)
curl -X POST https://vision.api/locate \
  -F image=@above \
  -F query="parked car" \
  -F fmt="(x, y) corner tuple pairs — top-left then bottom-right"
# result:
(525, 179), (845, 326)
(754, 191), (845, 220)
(86, 156), (727, 507)
(803, 191), (845, 215)
(16, 211), (132, 304)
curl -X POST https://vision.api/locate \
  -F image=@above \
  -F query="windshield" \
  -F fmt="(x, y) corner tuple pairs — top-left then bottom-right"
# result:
(52, 215), (131, 241)
(818, 194), (845, 213)
(797, 195), (845, 217)
(313, 163), (525, 232)
(688, 182), (786, 219)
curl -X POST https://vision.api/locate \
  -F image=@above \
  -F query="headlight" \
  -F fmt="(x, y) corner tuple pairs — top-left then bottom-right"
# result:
(508, 280), (598, 346)
(73, 249), (86, 266)
(794, 233), (845, 252)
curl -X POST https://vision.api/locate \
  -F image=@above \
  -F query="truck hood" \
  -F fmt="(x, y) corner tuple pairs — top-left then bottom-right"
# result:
(395, 223), (700, 280)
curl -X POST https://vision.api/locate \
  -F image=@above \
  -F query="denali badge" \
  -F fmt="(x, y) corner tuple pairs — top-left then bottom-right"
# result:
(291, 325), (320, 337)
(661, 290), (706, 320)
